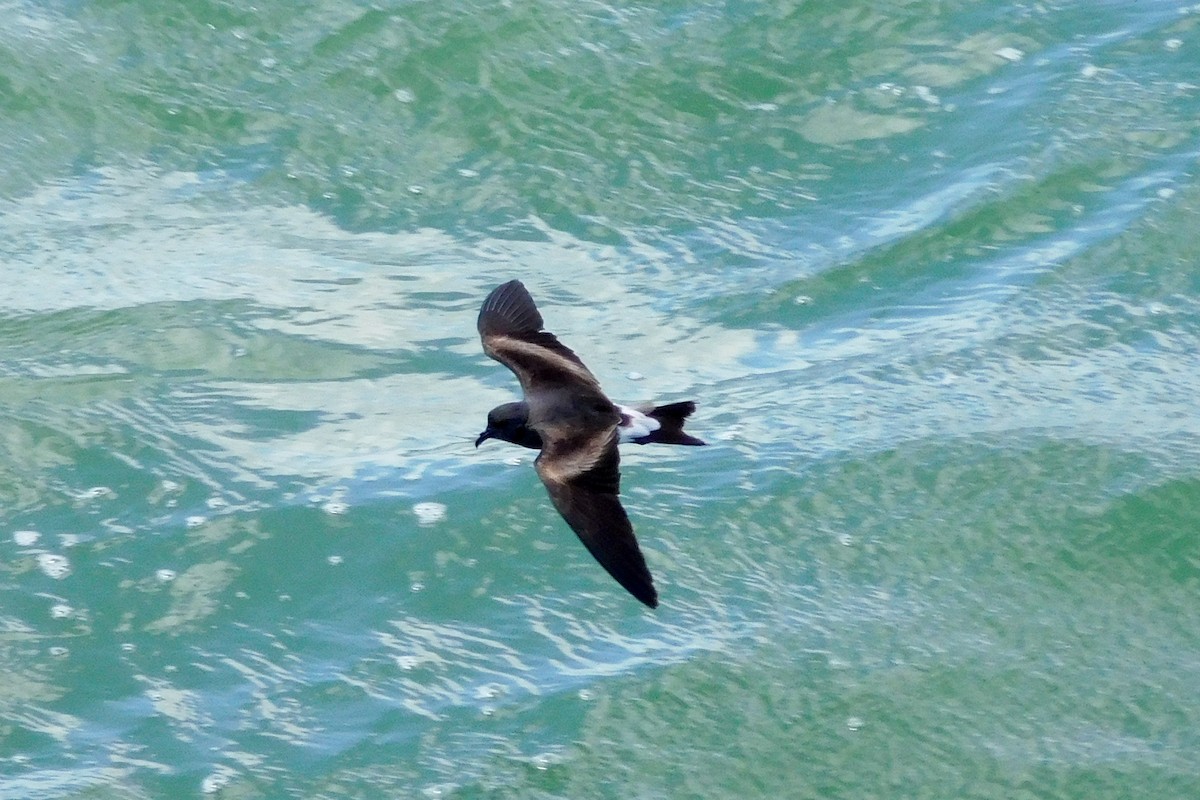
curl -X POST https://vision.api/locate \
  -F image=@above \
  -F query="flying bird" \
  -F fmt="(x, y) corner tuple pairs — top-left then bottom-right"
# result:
(475, 279), (705, 608)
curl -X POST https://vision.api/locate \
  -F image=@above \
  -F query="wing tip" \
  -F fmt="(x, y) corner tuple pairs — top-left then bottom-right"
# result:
(595, 557), (658, 608)
(478, 279), (543, 336)
(636, 583), (660, 608)
(606, 553), (659, 608)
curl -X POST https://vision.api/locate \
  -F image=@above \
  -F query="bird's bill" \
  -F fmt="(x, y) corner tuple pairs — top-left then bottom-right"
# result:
(475, 428), (495, 447)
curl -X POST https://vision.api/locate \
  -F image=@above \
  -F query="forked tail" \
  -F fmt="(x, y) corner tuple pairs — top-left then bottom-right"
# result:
(642, 401), (706, 446)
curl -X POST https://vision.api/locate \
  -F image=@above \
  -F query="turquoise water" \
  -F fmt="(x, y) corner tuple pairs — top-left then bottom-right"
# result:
(3, 0), (1200, 796)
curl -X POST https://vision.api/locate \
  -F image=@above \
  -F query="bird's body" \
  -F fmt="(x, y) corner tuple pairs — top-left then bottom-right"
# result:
(478, 400), (706, 451)
(475, 280), (705, 608)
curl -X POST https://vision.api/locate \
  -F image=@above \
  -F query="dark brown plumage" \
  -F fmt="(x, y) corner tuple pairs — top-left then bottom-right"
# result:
(476, 279), (702, 608)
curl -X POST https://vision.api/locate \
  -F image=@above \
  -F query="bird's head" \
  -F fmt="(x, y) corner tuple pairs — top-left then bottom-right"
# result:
(475, 401), (543, 449)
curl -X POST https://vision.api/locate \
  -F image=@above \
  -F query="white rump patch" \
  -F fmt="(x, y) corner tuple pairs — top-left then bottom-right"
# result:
(616, 404), (660, 443)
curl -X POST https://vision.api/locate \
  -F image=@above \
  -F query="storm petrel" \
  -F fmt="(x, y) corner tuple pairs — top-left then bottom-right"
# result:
(475, 279), (705, 608)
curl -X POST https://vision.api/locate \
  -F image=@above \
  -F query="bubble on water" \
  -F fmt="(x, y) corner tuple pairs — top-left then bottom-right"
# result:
(327, 555), (344, 566)
(79, 486), (114, 500)
(413, 502), (446, 525)
(504, 455), (523, 466)
(995, 46), (1024, 62)
(322, 501), (349, 515)
(156, 569), (177, 583)
(185, 516), (207, 529)
(393, 87), (415, 103)
(121, 643), (137, 653)
(13, 530), (40, 546)
(37, 553), (71, 580)
(627, 371), (644, 381)
(50, 604), (73, 619)
(847, 716), (865, 731)
(48, 646), (70, 658)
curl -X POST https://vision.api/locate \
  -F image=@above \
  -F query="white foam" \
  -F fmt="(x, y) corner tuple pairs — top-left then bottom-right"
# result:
(413, 502), (447, 525)
(13, 530), (40, 546)
(37, 553), (71, 580)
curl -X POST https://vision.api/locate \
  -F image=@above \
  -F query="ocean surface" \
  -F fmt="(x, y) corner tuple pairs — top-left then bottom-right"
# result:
(3, 1), (1200, 797)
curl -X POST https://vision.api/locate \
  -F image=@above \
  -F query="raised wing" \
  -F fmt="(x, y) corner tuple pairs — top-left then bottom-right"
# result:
(535, 427), (657, 608)
(477, 280), (604, 398)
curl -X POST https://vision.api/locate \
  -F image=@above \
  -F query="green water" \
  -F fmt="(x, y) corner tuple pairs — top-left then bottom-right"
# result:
(3, 1), (1200, 797)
